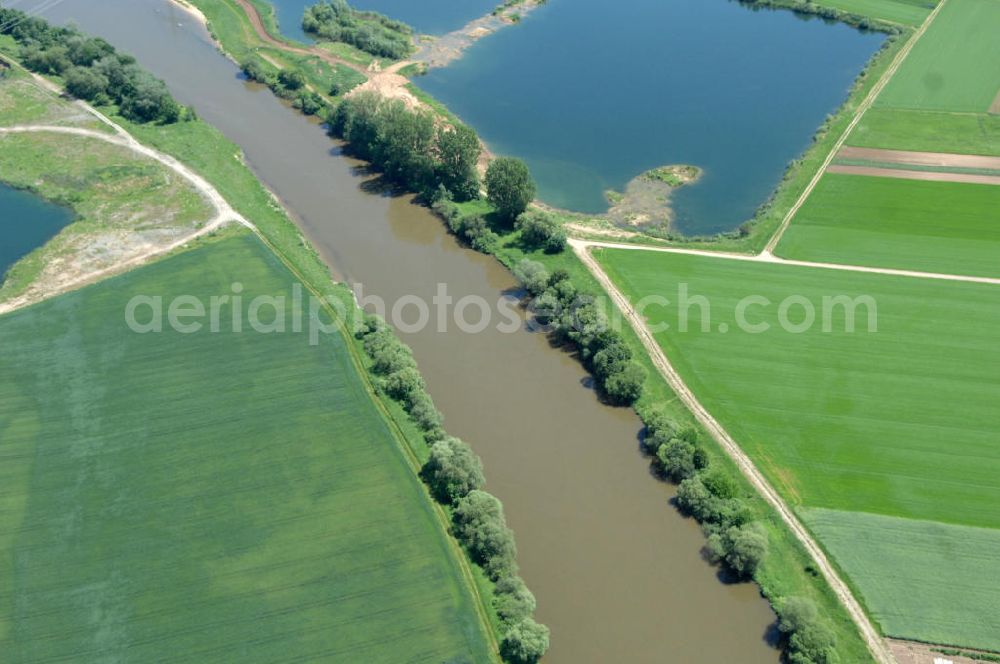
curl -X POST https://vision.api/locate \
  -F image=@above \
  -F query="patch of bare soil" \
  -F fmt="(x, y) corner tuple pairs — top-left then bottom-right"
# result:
(604, 165), (701, 231)
(350, 68), (420, 109)
(888, 638), (984, 664)
(837, 146), (1000, 170)
(827, 163), (1000, 185)
(414, 0), (547, 69)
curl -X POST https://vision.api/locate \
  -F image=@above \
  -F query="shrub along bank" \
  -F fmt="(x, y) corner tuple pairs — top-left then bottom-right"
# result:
(329, 90), (482, 200)
(354, 314), (549, 664)
(302, 0), (414, 60)
(182, 8), (880, 658)
(240, 55), (331, 117)
(326, 93), (858, 662)
(0, 8), (184, 124)
(737, 0), (904, 34)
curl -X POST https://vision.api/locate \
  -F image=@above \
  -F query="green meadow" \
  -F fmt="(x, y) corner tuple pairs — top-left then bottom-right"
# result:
(775, 173), (1000, 277)
(804, 509), (1000, 652)
(847, 107), (1000, 156)
(594, 247), (1000, 648)
(874, 0), (1000, 113)
(0, 234), (493, 663)
(815, 0), (935, 26)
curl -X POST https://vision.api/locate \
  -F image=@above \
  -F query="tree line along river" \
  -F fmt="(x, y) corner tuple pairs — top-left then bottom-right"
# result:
(9, 0), (886, 660)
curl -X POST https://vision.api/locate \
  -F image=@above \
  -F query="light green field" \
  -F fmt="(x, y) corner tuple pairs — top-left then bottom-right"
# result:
(874, 0), (1000, 112)
(775, 173), (1000, 277)
(847, 108), (1000, 156)
(595, 247), (1000, 648)
(815, 0), (935, 26)
(0, 234), (493, 663)
(804, 508), (1000, 651)
(595, 249), (1000, 528)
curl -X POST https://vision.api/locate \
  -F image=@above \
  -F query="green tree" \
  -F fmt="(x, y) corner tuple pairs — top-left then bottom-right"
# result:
(656, 437), (698, 482)
(513, 260), (550, 297)
(371, 100), (436, 191)
(707, 522), (769, 578)
(277, 68), (306, 91)
(500, 618), (550, 664)
(63, 66), (109, 102)
(603, 362), (645, 405)
(422, 437), (485, 504)
(493, 576), (537, 625)
(515, 210), (566, 253)
(436, 122), (481, 201)
(453, 490), (518, 580)
(486, 157), (536, 225)
(381, 366), (425, 406)
(778, 597), (839, 664)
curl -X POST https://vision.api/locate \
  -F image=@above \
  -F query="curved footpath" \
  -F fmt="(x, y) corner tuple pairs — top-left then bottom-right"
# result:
(0, 77), (250, 315)
(0, 76), (503, 658)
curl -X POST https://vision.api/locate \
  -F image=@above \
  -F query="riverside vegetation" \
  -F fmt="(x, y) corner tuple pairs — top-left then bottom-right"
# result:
(302, 0), (414, 59)
(178, 0), (898, 664)
(0, 8), (185, 124)
(325, 74), (845, 664)
(0, 8), (549, 662)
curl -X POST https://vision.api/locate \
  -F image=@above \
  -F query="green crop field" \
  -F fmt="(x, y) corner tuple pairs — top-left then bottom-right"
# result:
(775, 173), (1000, 277)
(593, 247), (1000, 649)
(874, 0), (1000, 113)
(815, 0), (935, 26)
(804, 508), (1000, 652)
(847, 107), (1000, 156)
(0, 234), (493, 663)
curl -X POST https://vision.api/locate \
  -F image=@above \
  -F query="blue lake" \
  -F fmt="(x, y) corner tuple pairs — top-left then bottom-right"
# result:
(0, 183), (73, 282)
(416, 0), (885, 234)
(269, 0), (497, 41)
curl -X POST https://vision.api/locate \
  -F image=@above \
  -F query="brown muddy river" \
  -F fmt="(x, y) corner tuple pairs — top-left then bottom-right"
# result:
(24, 1), (779, 660)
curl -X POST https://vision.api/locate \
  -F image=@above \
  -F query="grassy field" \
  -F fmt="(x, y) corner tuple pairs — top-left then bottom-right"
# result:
(0, 72), (213, 306)
(874, 0), (1000, 113)
(804, 508), (1000, 652)
(774, 173), (1000, 277)
(847, 107), (1000, 155)
(0, 67), (109, 131)
(0, 233), (494, 662)
(593, 247), (1000, 648)
(595, 248), (1000, 530)
(814, 0), (935, 26)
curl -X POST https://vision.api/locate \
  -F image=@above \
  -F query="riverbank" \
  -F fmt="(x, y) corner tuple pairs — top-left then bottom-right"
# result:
(167, 1), (896, 661)
(0, 27), (524, 661)
(0, 63), (230, 312)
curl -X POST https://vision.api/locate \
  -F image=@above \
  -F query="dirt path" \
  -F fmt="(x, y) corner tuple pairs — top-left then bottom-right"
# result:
(837, 146), (1000, 170)
(573, 238), (1000, 286)
(0, 85), (251, 315)
(762, 0), (950, 256)
(413, 0), (547, 68)
(570, 236), (898, 664)
(225, 0), (421, 107)
(889, 639), (981, 664)
(827, 163), (1000, 185)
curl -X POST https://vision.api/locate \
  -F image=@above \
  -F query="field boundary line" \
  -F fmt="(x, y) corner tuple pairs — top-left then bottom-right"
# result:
(762, 0), (949, 256)
(0, 72), (504, 659)
(254, 237), (504, 662)
(570, 238), (897, 664)
(572, 238), (1000, 286)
